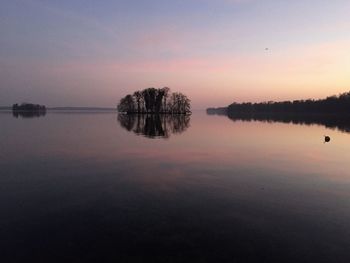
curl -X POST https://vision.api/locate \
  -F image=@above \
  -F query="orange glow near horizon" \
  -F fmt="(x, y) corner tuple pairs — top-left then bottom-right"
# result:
(23, 40), (349, 108)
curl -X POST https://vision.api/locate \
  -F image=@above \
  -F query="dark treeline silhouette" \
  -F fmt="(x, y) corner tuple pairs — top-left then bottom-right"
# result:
(227, 112), (350, 133)
(13, 103), (46, 112)
(12, 103), (46, 118)
(118, 87), (191, 114)
(118, 114), (190, 139)
(227, 91), (350, 114)
(207, 91), (350, 133)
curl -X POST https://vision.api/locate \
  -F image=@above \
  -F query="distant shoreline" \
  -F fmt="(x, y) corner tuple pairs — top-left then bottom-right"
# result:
(48, 107), (116, 111)
(208, 91), (350, 116)
(0, 107), (11, 111)
(0, 107), (116, 112)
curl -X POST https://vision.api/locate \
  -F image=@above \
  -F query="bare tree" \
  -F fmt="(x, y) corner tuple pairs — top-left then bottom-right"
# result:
(118, 87), (191, 114)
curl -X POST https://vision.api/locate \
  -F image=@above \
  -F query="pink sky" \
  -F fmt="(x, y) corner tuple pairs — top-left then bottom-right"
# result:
(1, 0), (350, 108)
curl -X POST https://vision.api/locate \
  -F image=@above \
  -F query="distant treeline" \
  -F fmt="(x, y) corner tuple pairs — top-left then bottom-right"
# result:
(227, 92), (350, 114)
(206, 91), (350, 133)
(118, 87), (191, 114)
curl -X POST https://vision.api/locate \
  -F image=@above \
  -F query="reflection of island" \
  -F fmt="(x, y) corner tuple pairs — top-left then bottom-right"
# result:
(12, 103), (46, 118)
(118, 114), (190, 139)
(226, 112), (350, 133)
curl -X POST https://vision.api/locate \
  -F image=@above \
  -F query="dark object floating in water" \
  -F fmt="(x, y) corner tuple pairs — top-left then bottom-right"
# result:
(324, 136), (331, 143)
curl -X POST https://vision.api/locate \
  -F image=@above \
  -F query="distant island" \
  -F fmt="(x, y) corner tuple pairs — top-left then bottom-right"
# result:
(118, 87), (191, 114)
(208, 91), (350, 115)
(13, 103), (46, 112)
(12, 103), (46, 118)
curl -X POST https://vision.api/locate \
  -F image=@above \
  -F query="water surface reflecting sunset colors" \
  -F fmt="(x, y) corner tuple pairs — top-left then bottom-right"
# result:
(1, 111), (350, 262)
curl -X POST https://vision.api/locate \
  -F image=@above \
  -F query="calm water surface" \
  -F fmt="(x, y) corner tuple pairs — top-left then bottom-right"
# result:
(1, 111), (350, 262)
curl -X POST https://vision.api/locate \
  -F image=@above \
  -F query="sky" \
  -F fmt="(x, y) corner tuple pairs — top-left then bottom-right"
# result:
(1, 0), (350, 108)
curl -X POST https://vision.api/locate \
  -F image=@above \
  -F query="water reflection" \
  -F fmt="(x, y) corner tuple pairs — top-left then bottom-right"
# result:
(117, 114), (190, 138)
(12, 110), (46, 118)
(208, 112), (350, 133)
(1, 112), (350, 262)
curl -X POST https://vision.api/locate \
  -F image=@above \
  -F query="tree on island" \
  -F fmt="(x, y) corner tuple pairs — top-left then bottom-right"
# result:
(118, 87), (191, 114)
(12, 103), (46, 112)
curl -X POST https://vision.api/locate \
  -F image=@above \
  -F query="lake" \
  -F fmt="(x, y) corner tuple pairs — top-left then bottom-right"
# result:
(1, 111), (350, 262)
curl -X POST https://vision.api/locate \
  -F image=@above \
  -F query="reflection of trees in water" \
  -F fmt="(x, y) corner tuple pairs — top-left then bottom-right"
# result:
(118, 114), (190, 138)
(13, 111), (46, 118)
(226, 112), (350, 133)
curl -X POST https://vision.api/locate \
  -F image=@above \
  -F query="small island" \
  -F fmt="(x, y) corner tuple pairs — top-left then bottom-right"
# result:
(12, 103), (46, 118)
(118, 87), (191, 114)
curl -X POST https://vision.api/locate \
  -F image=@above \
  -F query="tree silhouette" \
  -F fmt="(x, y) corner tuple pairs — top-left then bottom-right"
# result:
(208, 91), (350, 116)
(207, 91), (350, 133)
(118, 87), (191, 114)
(117, 95), (135, 113)
(133, 91), (143, 113)
(224, 92), (350, 114)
